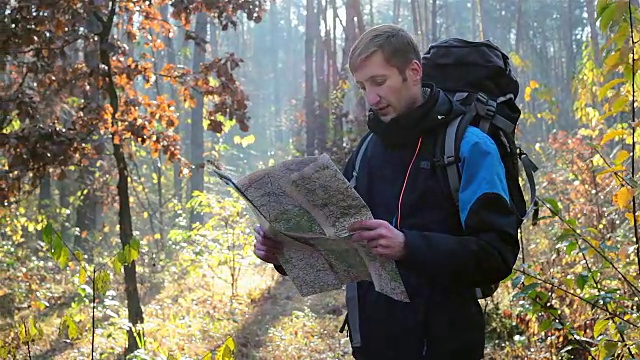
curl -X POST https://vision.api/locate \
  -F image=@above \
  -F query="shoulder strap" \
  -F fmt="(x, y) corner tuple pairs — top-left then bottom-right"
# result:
(349, 132), (374, 188)
(439, 97), (479, 208)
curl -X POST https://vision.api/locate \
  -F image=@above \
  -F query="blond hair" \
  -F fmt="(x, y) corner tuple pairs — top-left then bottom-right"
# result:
(348, 24), (421, 79)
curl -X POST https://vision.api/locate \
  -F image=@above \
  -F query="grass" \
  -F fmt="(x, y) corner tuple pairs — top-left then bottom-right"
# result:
(1, 247), (352, 360)
(1, 241), (535, 360)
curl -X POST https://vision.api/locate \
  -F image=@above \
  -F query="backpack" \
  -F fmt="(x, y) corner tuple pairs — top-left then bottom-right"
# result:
(349, 38), (539, 299)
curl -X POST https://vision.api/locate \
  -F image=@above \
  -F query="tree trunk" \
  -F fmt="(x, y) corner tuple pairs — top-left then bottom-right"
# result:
(411, 0), (420, 41)
(316, 0), (329, 155)
(470, 0), (476, 40)
(514, 0), (523, 53)
(585, 0), (601, 65)
(159, 4), (183, 205)
(96, 4), (144, 356)
(431, 0), (438, 43)
(270, 1), (282, 142)
(393, 0), (401, 24)
(188, 12), (207, 226)
(304, 0), (317, 155)
(422, 0), (430, 48)
(477, 0), (486, 41)
(37, 174), (51, 243)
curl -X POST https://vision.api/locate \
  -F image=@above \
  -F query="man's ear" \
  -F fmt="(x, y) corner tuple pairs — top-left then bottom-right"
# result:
(406, 59), (422, 85)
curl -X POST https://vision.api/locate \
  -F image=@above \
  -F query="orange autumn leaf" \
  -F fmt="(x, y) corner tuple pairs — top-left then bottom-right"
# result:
(613, 187), (635, 209)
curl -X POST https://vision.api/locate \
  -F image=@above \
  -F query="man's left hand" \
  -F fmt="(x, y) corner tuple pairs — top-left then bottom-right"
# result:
(347, 219), (406, 260)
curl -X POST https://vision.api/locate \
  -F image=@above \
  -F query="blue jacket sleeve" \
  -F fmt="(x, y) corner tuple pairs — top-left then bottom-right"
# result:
(400, 127), (521, 288)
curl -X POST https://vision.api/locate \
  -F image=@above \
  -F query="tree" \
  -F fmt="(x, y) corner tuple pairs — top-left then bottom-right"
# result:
(0, 0), (266, 355)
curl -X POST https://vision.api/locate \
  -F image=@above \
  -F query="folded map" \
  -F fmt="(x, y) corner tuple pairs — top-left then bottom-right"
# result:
(213, 154), (409, 302)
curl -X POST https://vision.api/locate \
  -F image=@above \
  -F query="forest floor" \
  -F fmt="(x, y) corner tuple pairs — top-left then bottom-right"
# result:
(1, 248), (521, 360)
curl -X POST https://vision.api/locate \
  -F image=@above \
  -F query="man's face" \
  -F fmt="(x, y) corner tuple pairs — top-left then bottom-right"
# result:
(353, 51), (422, 122)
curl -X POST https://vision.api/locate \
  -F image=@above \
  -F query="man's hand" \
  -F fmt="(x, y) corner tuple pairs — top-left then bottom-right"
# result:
(347, 219), (406, 260)
(253, 225), (283, 265)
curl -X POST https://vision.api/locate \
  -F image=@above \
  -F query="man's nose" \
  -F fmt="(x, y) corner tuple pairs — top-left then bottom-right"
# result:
(365, 91), (381, 106)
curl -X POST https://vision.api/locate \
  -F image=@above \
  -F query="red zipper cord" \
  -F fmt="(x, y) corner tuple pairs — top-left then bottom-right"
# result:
(397, 136), (423, 228)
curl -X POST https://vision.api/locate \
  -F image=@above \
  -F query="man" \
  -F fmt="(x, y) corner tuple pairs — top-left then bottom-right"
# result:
(253, 24), (520, 359)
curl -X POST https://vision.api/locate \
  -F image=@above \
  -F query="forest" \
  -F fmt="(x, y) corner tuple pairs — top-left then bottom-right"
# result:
(1, 0), (639, 358)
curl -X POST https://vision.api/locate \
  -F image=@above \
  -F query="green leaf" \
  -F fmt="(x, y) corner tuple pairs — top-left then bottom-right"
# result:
(599, 3), (617, 32)
(74, 250), (84, 263)
(594, 318), (609, 337)
(601, 340), (618, 358)
(598, 78), (626, 100)
(216, 337), (235, 360)
(596, 0), (610, 17)
(612, 96), (628, 113)
(539, 318), (553, 332)
(130, 237), (141, 252)
(565, 240), (578, 256)
(17, 322), (26, 342)
(511, 274), (524, 288)
(514, 282), (540, 299)
(66, 316), (79, 340)
(79, 267), (87, 285)
(577, 272), (589, 290)
(543, 197), (562, 215)
(43, 223), (54, 246)
(95, 270), (111, 296)
(57, 247), (69, 268)
(112, 256), (123, 275)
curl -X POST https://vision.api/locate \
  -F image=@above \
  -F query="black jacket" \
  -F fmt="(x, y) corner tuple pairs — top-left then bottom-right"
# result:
(342, 87), (521, 359)
(273, 87), (520, 359)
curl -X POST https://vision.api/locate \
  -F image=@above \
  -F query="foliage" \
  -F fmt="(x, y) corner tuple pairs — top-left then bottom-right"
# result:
(0, 0), (265, 201)
(485, 1), (640, 358)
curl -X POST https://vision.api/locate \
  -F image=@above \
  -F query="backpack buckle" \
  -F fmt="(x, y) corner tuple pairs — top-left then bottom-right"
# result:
(434, 155), (458, 166)
(474, 93), (496, 119)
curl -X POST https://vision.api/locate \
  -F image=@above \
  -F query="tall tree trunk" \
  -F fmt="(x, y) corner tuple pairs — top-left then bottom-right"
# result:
(477, 0), (486, 40)
(392, 0), (401, 24)
(470, 0), (476, 40)
(343, 0), (367, 134)
(514, 0), (523, 53)
(431, 0), (438, 43)
(95, 3), (144, 355)
(270, 1), (282, 144)
(422, 0), (430, 48)
(37, 174), (51, 243)
(188, 13), (207, 226)
(561, 0), (576, 129)
(316, 0), (329, 154)
(585, 0), (601, 65)
(411, 0), (420, 41)
(304, 0), (317, 155)
(159, 5), (183, 205)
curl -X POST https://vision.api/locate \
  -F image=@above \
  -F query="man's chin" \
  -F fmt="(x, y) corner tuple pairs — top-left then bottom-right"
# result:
(379, 114), (395, 123)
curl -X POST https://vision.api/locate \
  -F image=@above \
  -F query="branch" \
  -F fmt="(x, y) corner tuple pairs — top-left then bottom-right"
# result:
(537, 197), (640, 297)
(516, 268), (639, 329)
(528, 296), (597, 360)
(629, 0), (640, 282)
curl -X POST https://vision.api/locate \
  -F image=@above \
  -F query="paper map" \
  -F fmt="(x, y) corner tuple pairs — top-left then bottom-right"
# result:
(213, 154), (409, 302)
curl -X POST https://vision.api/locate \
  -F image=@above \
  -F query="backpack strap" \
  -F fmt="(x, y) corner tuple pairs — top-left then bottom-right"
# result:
(518, 147), (539, 220)
(436, 94), (480, 207)
(349, 131), (374, 188)
(342, 132), (373, 346)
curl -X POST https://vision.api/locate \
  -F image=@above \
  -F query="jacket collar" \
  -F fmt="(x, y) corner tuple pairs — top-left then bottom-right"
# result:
(366, 83), (453, 148)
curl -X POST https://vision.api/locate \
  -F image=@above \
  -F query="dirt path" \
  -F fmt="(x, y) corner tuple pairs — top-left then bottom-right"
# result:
(231, 275), (352, 360)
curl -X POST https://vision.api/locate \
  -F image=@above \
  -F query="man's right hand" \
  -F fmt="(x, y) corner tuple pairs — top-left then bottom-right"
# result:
(253, 225), (283, 265)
